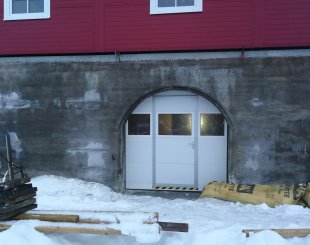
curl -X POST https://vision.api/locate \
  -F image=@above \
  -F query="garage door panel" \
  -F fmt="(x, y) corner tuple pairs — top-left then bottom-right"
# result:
(156, 164), (195, 185)
(155, 96), (195, 112)
(126, 137), (152, 189)
(198, 138), (227, 172)
(156, 138), (194, 164)
(126, 138), (152, 161)
(198, 97), (221, 113)
(126, 166), (153, 189)
(155, 95), (196, 187)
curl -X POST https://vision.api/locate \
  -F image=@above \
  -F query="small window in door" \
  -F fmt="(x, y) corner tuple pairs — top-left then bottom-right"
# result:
(128, 114), (150, 135)
(200, 114), (225, 136)
(158, 114), (192, 135)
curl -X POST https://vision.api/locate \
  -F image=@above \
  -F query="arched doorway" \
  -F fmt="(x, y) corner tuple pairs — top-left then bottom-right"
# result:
(125, 90), (227, 191)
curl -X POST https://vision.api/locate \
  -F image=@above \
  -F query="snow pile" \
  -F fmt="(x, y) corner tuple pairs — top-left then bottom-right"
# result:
(0, 175), (310, 244)
(0, 225), (56, 245)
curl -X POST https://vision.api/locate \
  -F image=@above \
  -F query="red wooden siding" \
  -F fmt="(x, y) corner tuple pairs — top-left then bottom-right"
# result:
(103, 0), (253, 52)
(0, 0), (309, 56)
(262, 0), (310, 47)
(0, 0), (97, 55)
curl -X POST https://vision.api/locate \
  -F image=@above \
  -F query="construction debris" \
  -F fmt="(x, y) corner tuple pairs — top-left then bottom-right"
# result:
(0, 210), (188, 235)
(0, 133), (37, 220)
(158, 221), (188, 232)
(0, 224), (123, 236)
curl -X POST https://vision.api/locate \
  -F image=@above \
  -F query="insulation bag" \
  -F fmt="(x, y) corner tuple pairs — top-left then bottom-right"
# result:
(200, 182), (306, 207)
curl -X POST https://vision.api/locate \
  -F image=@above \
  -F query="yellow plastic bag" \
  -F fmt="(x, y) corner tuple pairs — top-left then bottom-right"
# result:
(200, 182), (306, 207)
(303, 185), (310, 207)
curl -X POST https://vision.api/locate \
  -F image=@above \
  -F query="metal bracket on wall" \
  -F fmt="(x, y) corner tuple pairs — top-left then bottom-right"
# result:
(115, 51), (121, 63)
(240, 47), (245, 59)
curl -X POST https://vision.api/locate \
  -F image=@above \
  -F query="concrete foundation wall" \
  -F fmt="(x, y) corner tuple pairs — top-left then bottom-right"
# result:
(0, 52), (309, 190)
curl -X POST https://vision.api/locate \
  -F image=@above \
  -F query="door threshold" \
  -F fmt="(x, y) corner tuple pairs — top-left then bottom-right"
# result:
(153, 186), (199, 191)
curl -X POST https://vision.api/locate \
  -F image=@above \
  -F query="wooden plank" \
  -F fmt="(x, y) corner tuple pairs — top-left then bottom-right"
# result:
(243, 229), (310, 238)
(78, 218), (104, 224)
(0, 224), (123, 236)
(13, 213), (115, 225)
(35, 226), (123, 235)
(0, 204), (37, 221)
(5, 193), (36, 205)
(12, 212), (157, 225)
(0, 199), (36, 214)
(33, 210), (159, 224)
(158, 221), (188, 233)
(0, 185), (37, 205)
(13, 213), (79, 223)
(35, 210), (158, 216)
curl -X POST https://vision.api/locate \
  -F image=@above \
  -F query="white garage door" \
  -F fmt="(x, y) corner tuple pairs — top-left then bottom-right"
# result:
(126, 91), (227, 191)
(155, 95), (197, 187)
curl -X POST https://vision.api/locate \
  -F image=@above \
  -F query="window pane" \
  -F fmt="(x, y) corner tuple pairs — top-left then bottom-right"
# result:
(159, 114), (192, 135)
(200, 114), (225, 136)
(128, 114), (150, 135)
(12, 0), (27, 14)
(177, 0), (195, 6)
(29, 0), (44, 13)
(158, 0), (175, 7)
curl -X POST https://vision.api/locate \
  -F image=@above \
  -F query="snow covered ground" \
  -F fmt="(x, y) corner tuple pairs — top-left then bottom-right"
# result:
(1, 175), (310, 245)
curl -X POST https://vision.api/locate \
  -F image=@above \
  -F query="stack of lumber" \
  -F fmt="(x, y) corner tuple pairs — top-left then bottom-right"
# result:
(0, 177), (37, 221)
(0, 210), (188, 235)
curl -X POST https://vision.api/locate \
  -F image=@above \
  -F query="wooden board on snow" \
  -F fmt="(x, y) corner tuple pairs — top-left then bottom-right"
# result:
(243, 229), (310, 238)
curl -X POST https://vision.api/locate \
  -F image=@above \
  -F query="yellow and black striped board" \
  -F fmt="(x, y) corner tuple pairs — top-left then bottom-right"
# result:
(153, 186), (199, 191)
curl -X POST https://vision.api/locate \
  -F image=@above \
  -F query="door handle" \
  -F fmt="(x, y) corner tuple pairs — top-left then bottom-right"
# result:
(188, 142), (195, 149)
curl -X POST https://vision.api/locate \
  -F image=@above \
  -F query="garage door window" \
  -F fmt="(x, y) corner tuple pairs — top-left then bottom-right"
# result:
(200, 114), (224, 136)
(128, 114), (150, 135)
(158, 114), (192, 135)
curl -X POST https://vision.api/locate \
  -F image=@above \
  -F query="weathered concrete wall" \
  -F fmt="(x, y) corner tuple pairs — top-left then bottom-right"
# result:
(0, 54), (309, 190)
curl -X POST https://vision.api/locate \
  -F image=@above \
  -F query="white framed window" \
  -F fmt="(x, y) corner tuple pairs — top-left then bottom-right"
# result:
(4, 0), (50, 21)
(150, 0), (202, 15)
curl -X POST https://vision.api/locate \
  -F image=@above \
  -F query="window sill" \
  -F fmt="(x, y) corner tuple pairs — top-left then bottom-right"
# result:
(4, 13), (50, 21)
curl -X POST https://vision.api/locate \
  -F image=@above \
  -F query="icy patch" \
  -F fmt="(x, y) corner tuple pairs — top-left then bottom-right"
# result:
(68, 142), (105, 167)
(0, 92), (32, 109)
(250, 98), (264, 107)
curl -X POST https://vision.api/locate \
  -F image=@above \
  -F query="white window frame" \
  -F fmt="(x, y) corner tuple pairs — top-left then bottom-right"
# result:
(4, 0), (50, 21)
(150, 0), (202, 15)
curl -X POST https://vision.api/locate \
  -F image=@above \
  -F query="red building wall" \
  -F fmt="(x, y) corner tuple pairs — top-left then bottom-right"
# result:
(0, 0), (309, 56)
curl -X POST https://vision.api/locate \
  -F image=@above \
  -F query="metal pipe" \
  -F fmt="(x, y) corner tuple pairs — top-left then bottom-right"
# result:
(5, 134), (13, 180)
